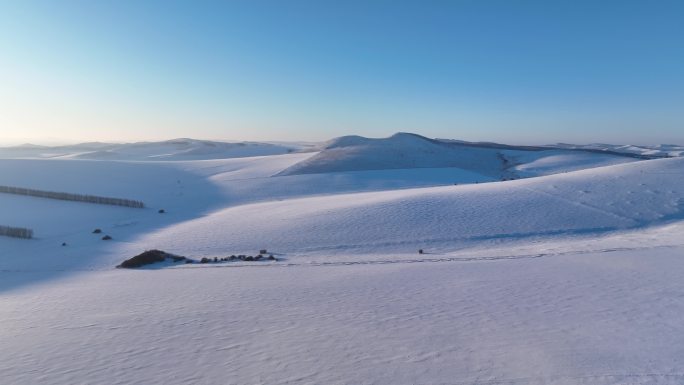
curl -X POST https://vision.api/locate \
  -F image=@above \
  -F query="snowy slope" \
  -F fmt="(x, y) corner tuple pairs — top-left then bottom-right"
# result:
(0, 154), (503, 278)
(2, 143), (684, 385)
(128, 157), (684, 262)
(2, 153), (681, 273)
(0, 154), (316, 276)
(3, 234), (684, 385)
(503, 149), (635, 177)
(278, 132), (507, 178)
(278, 133), (642, 182)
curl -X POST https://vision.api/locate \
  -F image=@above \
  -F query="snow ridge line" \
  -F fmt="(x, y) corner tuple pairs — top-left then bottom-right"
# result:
(191, 244), (681, 269)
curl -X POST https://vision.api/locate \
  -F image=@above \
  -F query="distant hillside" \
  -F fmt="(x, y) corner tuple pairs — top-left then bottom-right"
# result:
(552, 143), (683, 158)
(277, 133), (644, 179)
(278, 133), (507, 178)
(0, 139), (312, 161)
(2, 135), (679, 164)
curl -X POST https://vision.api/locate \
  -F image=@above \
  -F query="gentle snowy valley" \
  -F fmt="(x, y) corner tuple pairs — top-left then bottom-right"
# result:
(1, 133), (683, 385)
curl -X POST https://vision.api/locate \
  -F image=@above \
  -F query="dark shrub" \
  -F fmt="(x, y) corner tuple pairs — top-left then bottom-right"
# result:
(200, 257), (210, 264)
(268, 255), (276, 261)
(92, 228), (102, 234)
(418, 249), (423, 254)
(245, 256), (254, 261)
(158, 209), (165, 214)
(230, 255), (237, 260)
(117, 249), (178, 268)
(102, 235), (113, 240)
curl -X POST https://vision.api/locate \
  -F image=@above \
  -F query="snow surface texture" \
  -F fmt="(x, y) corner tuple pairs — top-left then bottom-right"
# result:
(4, 243), (684, 385)
(2, 133), (684, 385)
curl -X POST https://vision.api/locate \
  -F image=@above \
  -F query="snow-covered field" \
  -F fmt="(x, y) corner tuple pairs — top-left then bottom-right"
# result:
(1, 134), (683, 384)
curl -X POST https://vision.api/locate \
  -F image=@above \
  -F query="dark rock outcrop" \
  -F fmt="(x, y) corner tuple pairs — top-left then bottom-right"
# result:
(117, 249), (186, 268)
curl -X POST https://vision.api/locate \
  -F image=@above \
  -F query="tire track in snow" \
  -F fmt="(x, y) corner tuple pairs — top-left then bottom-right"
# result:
(520, 185), (640, 225)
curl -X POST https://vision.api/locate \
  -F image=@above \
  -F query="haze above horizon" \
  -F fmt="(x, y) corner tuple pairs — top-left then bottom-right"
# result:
(1, 1), (682, 145)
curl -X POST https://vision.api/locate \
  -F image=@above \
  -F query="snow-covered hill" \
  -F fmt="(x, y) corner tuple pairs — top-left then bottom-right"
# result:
(130, 157), (684, 262)
(278, 133), (641, 180)
(0, 138), (311, 161)
(279, 133), (507, 177)
(0, 142), (678, 273)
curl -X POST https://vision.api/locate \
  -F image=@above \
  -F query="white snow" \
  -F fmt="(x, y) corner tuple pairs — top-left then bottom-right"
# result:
(1, 134), (684, 385)
(126, 157), (684, 263)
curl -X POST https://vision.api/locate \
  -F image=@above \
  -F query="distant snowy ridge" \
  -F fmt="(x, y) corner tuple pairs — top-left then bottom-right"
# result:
(0, 138), (311, 161)
(552, 143), (684, 158)
(278, 132), (643, 178)
(2, 134), (679, 163)
(278, 133), (507, 177)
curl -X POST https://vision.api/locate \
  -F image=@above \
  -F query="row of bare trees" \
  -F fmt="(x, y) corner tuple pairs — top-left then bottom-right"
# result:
(0, 185), (145, 208)
(0, 225), (33, 239)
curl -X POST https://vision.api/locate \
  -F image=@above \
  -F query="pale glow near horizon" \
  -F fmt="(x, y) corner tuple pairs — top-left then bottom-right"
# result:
(1, 1), (682, 146)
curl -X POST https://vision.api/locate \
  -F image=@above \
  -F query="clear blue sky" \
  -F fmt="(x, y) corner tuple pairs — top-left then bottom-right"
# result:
(1, 0), (682, 144)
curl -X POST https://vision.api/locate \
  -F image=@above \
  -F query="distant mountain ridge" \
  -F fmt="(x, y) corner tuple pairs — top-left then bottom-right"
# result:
(1, 134), (680, 162)
(0, 138), (315, 161)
